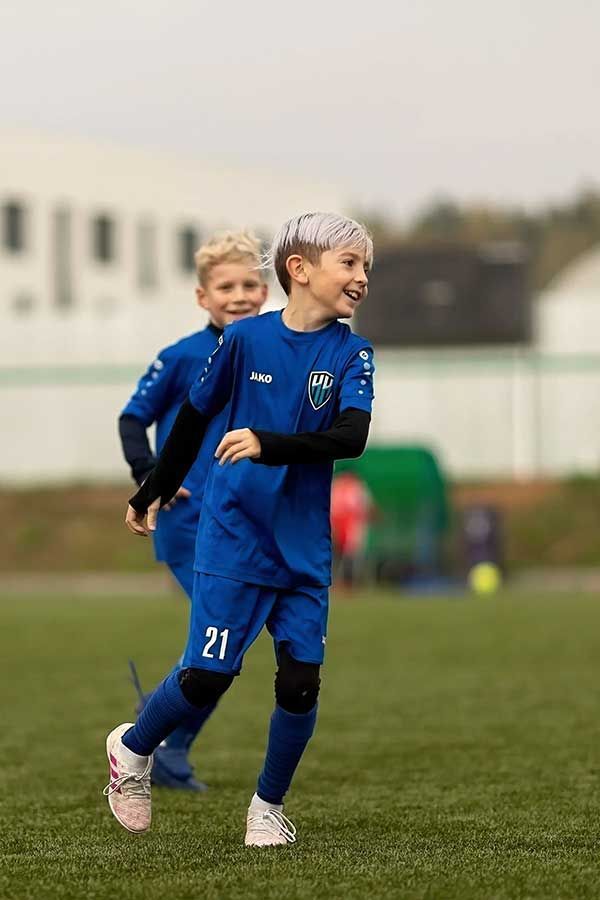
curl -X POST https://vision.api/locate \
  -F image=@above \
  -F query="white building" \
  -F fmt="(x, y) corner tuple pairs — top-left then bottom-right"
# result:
(528, 247), (600, 474)
(0, 130), (347, 368)
(535, 249), (600, 355)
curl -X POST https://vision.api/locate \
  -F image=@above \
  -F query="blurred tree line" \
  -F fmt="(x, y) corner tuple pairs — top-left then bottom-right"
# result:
(361, 188), (600, 292)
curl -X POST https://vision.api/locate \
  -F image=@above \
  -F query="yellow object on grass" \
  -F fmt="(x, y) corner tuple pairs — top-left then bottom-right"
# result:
(468, 562), (502, 595)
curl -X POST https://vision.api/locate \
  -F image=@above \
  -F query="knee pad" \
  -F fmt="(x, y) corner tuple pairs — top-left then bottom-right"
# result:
(275, 648), (320, 714)
(178, 667), (234, 709)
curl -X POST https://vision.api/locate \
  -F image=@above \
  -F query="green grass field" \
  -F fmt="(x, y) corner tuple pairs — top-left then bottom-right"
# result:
(2, 589), (600, 900)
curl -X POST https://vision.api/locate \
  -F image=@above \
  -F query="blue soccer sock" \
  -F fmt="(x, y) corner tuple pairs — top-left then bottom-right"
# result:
(154, 661), (217, 754)
(165, 703), (217, 752)
(122, 669), (214, 757)
(256, 704), (318, 806)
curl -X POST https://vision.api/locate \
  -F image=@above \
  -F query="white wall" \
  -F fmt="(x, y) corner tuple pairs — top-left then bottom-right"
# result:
(2, 348), (600, 483)
(369, 349), (600, 478)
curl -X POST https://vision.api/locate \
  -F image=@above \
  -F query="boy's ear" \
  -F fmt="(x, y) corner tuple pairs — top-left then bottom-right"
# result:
(286, 254), (309, 286)
(196, 286), (209, 311)
(258, 282), (269, 306)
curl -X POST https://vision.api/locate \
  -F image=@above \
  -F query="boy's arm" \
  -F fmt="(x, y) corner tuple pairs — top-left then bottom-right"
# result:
(118, 414), (156, 485)
(128, 400), (211, 514)
(119, 347), (183, 484)
(128, 331), (235, 518)
(251, 408), (370, 465)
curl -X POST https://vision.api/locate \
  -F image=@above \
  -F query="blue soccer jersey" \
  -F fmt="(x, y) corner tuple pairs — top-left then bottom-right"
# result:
(189, 311), (375, 588)
(122, 325), (226, 565)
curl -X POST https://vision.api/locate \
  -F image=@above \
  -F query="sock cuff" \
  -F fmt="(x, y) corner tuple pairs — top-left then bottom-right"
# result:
(275, 703), (318, 724)
(120, 730), (150, 765)
(252, 791), (283, 812)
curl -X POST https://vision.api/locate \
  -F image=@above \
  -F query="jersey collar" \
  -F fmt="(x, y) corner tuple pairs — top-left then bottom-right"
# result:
(207, 322), (224, 339)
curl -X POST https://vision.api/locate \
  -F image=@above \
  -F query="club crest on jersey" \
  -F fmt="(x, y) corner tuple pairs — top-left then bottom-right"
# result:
(308, 371), (334, 411)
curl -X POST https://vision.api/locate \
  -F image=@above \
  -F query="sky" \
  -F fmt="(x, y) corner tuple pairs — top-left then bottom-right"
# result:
(2, 0), (599, 221)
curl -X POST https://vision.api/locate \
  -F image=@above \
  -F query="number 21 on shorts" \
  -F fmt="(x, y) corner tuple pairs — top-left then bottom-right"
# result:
(202, 626), (229, 661)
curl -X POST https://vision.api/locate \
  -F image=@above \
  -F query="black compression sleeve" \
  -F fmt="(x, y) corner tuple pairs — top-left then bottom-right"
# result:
(129, 400), (210, 514)
(252, 408), (371, 466)
(118, 414), (156, 486)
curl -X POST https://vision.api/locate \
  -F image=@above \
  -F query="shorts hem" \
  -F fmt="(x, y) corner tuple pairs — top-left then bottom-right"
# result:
(193, 564), (329, 590)
(286, 657), (324, 665)
(182, 660), (242, 676)
(274, 642), (325, 666)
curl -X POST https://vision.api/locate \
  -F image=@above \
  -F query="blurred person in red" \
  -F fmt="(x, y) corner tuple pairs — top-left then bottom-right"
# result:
(331, 470), (373, 588)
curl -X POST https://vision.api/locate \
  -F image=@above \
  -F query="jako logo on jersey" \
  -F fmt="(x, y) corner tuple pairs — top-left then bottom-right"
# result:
(250, 371), (273, 384)
(308, 371), (334, 411)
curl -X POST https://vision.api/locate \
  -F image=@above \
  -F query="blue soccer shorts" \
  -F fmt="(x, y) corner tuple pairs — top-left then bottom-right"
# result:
(168, 560), (194, 602)
(181, 572), (329, 675)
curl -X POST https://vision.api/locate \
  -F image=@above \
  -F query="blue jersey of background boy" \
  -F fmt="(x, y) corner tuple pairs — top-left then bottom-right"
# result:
(122, 325), (224, 565)
(189, 311), (375, 588)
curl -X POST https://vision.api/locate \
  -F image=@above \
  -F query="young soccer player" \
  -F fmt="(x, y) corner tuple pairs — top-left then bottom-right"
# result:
(104, 212), (375, 846)
(118, 231), (267, 790)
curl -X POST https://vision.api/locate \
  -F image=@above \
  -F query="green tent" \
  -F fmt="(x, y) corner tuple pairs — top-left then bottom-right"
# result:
(335, 446), (449, 577)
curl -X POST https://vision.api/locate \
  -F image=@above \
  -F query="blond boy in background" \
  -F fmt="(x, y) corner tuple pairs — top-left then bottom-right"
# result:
(119, 232), (267, 790)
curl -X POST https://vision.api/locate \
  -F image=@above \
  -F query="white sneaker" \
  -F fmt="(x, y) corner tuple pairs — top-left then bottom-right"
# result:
(244, 793), (297, 847)
(103, 723), (153, 833)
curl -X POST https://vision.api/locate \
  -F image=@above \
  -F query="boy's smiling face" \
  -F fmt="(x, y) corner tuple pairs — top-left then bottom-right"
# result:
(303, 246), (369, 319)
(196, 260), (267, 329)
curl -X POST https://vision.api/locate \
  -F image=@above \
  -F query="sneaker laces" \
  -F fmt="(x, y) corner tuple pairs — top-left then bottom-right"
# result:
(103, 757), (152, 798)
(248, 809), (297, 843)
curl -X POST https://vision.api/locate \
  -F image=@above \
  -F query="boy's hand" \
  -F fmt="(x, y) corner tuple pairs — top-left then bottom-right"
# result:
(163, 486), (192, 511)
(215, 429), (261, 465)
(125, 497), (161, 536)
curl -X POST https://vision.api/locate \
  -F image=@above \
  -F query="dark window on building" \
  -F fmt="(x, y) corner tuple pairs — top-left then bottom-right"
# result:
(91, 214), (116, 263)
(137, 220), (158, 290)
(178, 226), (199, 273)
(3, 201), (26, 252)
(12, 292), (35, 315)
(53, 207), (74, 309)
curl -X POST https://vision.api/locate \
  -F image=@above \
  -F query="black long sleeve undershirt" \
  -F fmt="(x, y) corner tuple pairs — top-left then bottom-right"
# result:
(129, 400), (210, 514)
(129, 403), (371, 516)
(118, 414), (156, 486)
(253, 408), (371, 466)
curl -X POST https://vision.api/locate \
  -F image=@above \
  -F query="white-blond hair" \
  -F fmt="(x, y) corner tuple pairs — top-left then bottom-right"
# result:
(267, 212), (373, 295)
(194, 230), (264, 287)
